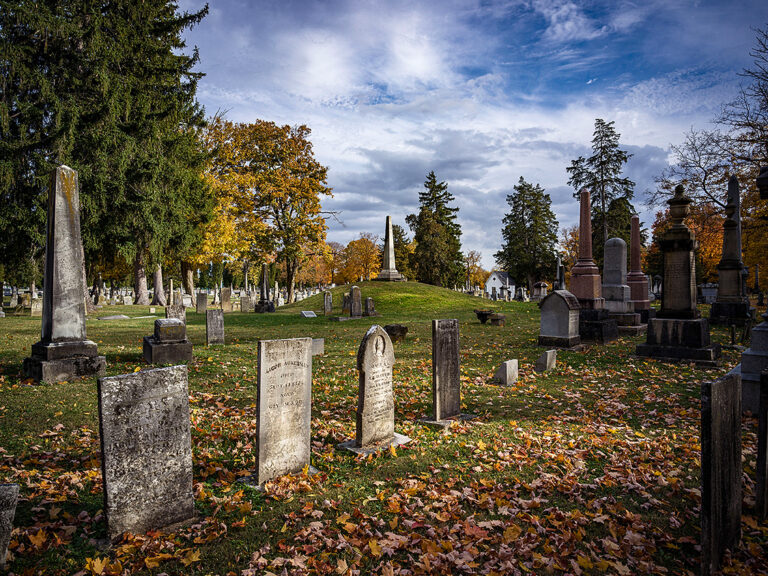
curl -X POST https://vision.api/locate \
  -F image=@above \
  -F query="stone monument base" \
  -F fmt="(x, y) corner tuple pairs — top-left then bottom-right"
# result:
(606, 311), (645, 336)
(726, 364), (761, 414)
(537, 335), (583, 350)
(635, 317), (721, 366)
(143, 336), (193, 364)
(254, 300), (275, 313)
(338, 433), (411, 455)
(375, 269), (405, 281)
(709, 301), (754, 326)
(579, 309), (618, 343)
(636, 308), (656, 324)
(23, 340), (106, 383)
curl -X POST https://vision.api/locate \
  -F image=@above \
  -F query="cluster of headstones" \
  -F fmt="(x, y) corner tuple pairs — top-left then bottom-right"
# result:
(330, 286), (377, 320)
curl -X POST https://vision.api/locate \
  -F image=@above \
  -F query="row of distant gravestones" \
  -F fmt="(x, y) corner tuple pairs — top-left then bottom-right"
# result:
(0, 320), (762, 574)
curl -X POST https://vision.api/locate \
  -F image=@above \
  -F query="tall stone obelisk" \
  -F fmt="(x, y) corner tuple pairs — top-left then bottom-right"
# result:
(23, 166), (106, 382)
(375, 215), (405, 281)
(626, 214), (653, 322)
(710, 175), (752, 325)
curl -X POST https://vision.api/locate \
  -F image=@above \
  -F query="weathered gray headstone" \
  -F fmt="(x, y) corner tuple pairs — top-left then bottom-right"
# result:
(701, 373), (742, 575)
(221, 287), (232, 313)
(538, 290), (581, 348)
(432, 319), (461, 421)
(30, 298), (42, 317)
(339, 326), (410, 454)
(240, 295), (252, 313)
(143, 318), (193, 364)
(350, 286), (362, 318)
(342, 293), (351, 314)
(196, 292), (208, 314)
(253, 338), (313, 484)
(324, 291), (332, 315)
(23, 166), (106, 383)
(206, 309), (225, 345)
(535, 349), (556, 373)
(493, 360), (518, 386)
(0, 484), (18, 568)
(165, 303), (186, 323)
(312, 338), (325, 356)
(98, 365), (194, 542)
(364, 297), (376, 317)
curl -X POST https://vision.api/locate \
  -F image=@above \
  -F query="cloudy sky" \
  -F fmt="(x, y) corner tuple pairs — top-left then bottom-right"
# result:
(179, 0), (766, 268)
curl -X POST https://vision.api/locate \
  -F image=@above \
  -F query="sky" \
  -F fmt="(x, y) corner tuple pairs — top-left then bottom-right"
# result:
(178, 0), (767, 269)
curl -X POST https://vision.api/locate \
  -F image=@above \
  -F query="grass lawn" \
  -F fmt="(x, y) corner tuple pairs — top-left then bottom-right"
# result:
(0, 281), (765, 575)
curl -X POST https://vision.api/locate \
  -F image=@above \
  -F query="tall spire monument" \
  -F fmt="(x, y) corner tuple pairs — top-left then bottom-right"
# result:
(375, 216), (405, 282)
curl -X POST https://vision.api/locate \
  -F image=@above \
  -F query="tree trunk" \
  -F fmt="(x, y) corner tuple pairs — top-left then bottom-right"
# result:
(181, 261), (194, 296)
(286, 259), (297, 303)
(151, 265), (167, 305)
(80, 242), (96, 312)
(30, 281), (36, 298)
(134, 250), (150, 305)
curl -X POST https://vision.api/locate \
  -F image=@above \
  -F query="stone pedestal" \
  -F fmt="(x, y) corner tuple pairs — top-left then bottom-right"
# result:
(602, 237), (645, 335)
(636, 318), (721, 366)
(23, 166), (106, 383)
(143, 318), (193, 364)
(579, 309), (619, 343)
(627, 214), (651, 317)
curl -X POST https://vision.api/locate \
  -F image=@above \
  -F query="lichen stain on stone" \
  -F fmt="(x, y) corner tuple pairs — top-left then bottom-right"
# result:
(59, 167), (77, 227)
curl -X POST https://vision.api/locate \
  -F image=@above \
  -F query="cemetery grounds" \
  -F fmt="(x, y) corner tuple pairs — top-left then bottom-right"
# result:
(0, 282), (766, 575)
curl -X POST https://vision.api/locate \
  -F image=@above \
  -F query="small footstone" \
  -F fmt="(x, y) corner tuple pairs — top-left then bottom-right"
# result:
(98, 315), (130, 321)
(0, 484), (19, 568)
(493, 360), (518, 386)
(301, 311), (317, 318)
(535, 350), (556, 373)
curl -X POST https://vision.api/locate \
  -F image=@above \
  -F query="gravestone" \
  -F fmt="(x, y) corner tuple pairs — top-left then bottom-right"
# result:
(758, 370), (768, 520)
(710, 176), (752, 326)
(535, 349), (557, 372)
(636, 186), (721, 366)
(165, 303), (186, 322)
(98, 365), (194, 541)
(30, 298), (42, 317)
(252, 338), (313, 484)
(350, 286), (362, 318)
(255, 263), (275, 313)
(0, 484), (18, 569)
(121, 295), (133, 306)
(602, 238), (643, 334)
(384, 324), (408, 343)
(364, 297), (377, 317)
(489, 313), (506, 326)
(23, 166), (106, 383)
(493, 360), (518, 386)
(9, 293), (18, 308)
(196, 292), (208, 314)
(143, 318), (193, 364)
(221, 287), (233, 313)
(375, 215), (405, 281)
(301, 310), (317, 318)
(324, 291), (332, 315)
(206, 309), (225, 345)
(240, 295), (252, 313)
(339, 326), (410, 454)
(312, 338), (325, 356)
(701, 373), (742, 575)
(532, 282), (548, 301)
(342, 293), (351, 314)
(538, 290), (581, 349)
(422, 319), (474, 426)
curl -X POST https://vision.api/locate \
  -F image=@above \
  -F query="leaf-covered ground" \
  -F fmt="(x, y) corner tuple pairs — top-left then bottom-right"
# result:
(0, 281), (765, 575)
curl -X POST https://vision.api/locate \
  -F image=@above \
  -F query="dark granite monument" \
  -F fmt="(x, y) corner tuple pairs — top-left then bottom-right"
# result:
(339, 326), (410, 454)
(98, 365), (194, 541)
(255, 263), (275, 313)
(701, 373), (742, 575)
(143, 318), (193, 364)
(23, 166), (106, 383)
(636, 185), (721, 366)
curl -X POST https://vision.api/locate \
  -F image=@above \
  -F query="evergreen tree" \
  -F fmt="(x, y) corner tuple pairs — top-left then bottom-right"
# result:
(591, 197), (638, 270)
(567, 119), (635, 248)
(391, 224), (414, 280)
(405, 171), (464, 287)
(494, 177), (558, 290)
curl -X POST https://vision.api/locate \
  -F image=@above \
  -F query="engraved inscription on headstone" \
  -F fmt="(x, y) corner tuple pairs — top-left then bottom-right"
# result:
(355, 326), (395, 447)
(663, 251), (695, 312)
(98, 365), (194, 541)
(255, 338), (313, 484)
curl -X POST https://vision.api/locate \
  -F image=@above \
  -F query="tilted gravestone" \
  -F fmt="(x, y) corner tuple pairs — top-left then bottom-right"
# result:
(701, 373), (742, 575)
(206, 309), (225, 345)
(165, 303), (186, 323)
(98, 365), (194, 541)
(324, 291), (332, 315)
(431, 319), (461, 422)
(23, 166), (106, 383)
(0, 484), (18, 568)
(143, 318), (193, 364)
(250, 338), (313, 484)
(339, 325), (410, 454)
(196, 292), (208, 314)
(350, 286), (362, 318)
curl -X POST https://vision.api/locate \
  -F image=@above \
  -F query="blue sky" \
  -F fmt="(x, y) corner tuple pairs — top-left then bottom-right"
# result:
(179, 0), (767, 269)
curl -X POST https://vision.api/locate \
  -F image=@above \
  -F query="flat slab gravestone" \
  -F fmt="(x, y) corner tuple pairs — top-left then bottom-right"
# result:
(535, 349), (557, 373)
(339, 326), (410, 454)
(98, 365), (194, 541)
(0, 484), (18, 568)
(206, 309), (225, 345)
(494, 360), (518, 386)
(701, 373), (742, 575)
(301, 311), (317, 318)
(250, 338), (313, 485)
